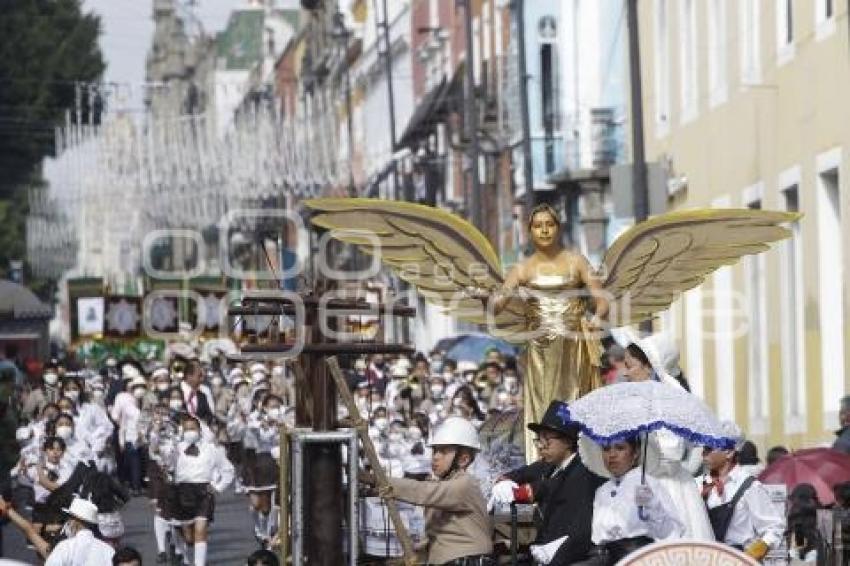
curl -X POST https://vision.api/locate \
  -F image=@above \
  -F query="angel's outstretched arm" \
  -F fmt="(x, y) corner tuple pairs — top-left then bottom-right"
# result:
(577, 255), (608, 323)
(489, 263), (524, 315)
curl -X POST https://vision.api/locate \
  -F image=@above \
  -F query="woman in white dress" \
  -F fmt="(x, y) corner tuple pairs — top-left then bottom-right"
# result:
(622, 333), (715, 541)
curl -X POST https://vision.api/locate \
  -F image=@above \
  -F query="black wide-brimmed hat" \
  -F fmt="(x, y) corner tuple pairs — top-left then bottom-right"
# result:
(528, 400), (580, 437)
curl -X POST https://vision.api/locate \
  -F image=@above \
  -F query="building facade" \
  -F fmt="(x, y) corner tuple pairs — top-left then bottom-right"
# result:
(639, 0), (849, 448)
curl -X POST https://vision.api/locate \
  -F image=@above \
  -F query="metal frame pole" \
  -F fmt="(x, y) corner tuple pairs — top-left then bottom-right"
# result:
(461, 0), (482, 229)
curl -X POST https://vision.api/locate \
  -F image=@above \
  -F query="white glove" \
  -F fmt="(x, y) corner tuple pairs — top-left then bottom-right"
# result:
(487, 480), (517, 512)
(530, 535), (568, 564)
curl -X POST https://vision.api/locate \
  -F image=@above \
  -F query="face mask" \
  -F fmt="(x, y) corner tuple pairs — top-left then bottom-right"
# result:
(504, 378), (517, 392)
(430, 385), (444, 397)
(387, 444), (404, 458)
(156, 382), (170, 392)
(374, 417), (388, 431)
(169, 400), (183, 411)
(211, 377), (224, 388)
(266, 407), (282, 421)
(182, 430), (200, 444)
(56, 425), (74, 440)
(388, 432), (403, 443)
(65, 390), (80, 402)
(92, 389), (105, 401)
(43, 373), (58, 386)
(133, 388), (146, 400)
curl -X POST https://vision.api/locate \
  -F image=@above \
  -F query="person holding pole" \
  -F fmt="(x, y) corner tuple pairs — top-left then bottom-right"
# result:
(360, 416), (493, 565)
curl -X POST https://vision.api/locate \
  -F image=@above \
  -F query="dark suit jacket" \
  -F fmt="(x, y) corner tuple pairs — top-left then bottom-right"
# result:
(506, 455), (605, 565)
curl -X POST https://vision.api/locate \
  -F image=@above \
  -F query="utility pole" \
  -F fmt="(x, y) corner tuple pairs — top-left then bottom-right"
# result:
(627, 0), (649, 223)
(374, 0), (400, 199)
(461, 0), (482, 229)
(627, 0), (652, 334)
(514, 0), (535, 215)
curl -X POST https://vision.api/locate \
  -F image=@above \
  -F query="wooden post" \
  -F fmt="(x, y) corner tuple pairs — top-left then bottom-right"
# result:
(326, 357), (417, 566)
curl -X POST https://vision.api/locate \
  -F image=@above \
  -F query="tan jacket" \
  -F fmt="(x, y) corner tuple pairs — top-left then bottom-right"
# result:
(390, 470), (493, 565)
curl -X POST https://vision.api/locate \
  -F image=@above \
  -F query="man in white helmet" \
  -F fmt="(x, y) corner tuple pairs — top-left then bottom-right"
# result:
(361, 416), (493, 565)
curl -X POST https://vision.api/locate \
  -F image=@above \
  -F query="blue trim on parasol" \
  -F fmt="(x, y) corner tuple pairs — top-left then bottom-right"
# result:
(556, 406), (735, 450)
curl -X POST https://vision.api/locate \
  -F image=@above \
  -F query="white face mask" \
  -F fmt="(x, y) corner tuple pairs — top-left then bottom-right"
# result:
(388, 431), (403, 443)
(430, 385), (444, 397)
(56, 425), (74, 440)
(182, 430), (200, 444)
(156, 382), (170, 393)
(266, 407), (282, 421)
(133, 388), (146, 400)
(43, 372), (58, 386)
(169, 400), (183, 411)
(65, 390), (80, 402)
(373, 417), (388, 431)
(92, 389), (105, 401)
(211, 377), (224, 388)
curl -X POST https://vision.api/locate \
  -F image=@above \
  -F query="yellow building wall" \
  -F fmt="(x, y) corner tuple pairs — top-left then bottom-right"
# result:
(638, 0), (850, 452)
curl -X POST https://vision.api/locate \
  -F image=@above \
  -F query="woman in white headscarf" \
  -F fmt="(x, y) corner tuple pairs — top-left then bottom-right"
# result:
(622, 333), (715, 541)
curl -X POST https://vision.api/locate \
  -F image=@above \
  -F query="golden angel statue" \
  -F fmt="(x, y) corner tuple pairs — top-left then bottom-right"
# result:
(305, 198), (798, 451)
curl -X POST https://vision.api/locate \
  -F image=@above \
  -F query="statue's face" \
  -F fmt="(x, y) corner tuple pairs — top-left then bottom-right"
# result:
(530, 210), (560, 249)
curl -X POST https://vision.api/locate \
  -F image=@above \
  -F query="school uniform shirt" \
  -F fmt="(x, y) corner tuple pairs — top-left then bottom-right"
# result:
(242, 411), (261, 451)
(109, 391), (141, 448)
(389, 470), (492, 564)
(591, 467), (685, 545)
(74, 403), (114, 454)
(44, 528), (115, 565)
(33, 458), (75, 503)
(250, 416), (280, 455)
(700, 465), (785, 550)
(225, 403), (247, 442)
(64, 437), (97, 468)
(173, 439), (235, 492)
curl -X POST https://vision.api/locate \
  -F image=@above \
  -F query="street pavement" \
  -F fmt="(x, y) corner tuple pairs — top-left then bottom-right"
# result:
(3, 489), (258, 565)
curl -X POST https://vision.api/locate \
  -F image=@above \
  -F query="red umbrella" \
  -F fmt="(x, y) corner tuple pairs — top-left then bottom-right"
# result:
(758, 448), (850, 505)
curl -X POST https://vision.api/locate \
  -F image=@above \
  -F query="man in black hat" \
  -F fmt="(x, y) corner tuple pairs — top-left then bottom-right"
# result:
(490, 400), (604, 565)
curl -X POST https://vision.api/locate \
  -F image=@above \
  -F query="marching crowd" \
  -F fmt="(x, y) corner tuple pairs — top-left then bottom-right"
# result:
(0, 335), (848, 565)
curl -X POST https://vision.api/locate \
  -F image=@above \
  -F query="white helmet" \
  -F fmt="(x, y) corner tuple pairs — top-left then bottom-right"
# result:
(428, 417), (480, 450)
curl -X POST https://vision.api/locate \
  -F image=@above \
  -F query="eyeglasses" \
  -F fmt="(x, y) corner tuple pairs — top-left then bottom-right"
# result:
(533, 436), (554, 447)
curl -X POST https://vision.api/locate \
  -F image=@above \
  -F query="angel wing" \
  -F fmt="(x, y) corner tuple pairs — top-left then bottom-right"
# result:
(304, 198), (527, 339)
(602, 208), (800, 325)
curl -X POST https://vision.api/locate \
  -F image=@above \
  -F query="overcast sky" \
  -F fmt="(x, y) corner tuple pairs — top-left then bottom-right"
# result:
(83, 0), (237, 109)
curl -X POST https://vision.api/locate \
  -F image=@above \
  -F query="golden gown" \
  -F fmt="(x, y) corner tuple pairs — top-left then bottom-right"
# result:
(520, 272), (602, 460)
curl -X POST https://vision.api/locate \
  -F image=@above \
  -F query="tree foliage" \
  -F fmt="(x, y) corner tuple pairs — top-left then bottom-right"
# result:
(0, 0), (105, 292)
